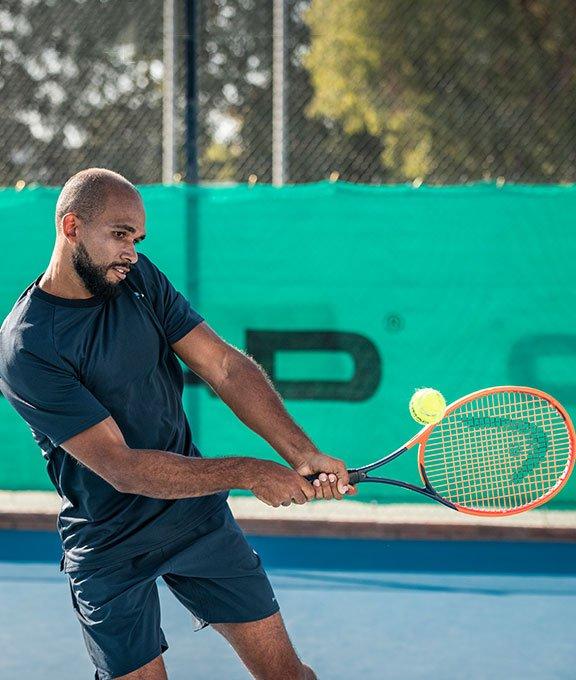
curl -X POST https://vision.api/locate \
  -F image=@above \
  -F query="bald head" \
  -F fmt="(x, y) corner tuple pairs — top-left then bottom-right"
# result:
(56, 168), (141, 226)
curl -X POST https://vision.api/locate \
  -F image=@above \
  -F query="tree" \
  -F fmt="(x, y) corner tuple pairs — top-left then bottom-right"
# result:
(304, 0), (576, 182)
(0, 0), (387, 186)
(197, 0), (386, 183)
(0, 0), (163, 185)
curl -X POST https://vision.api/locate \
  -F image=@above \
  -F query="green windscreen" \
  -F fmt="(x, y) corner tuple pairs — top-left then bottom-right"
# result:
(1, 182), (575, 508)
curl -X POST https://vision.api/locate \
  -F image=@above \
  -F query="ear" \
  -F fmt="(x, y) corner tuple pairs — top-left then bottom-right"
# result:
(61, 213), (80, 243)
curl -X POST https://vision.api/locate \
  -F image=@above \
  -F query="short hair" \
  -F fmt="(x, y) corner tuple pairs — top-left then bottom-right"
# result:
(55, 168), (140, 225)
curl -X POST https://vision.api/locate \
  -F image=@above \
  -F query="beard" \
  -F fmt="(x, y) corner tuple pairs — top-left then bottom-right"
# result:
(72, 241), (123, 302)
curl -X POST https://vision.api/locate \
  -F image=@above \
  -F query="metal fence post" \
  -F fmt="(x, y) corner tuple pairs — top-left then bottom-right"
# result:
(272, 0), (288, 186)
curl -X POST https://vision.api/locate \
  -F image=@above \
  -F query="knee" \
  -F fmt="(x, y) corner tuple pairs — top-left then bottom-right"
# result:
(263, 660), (316, 680)
(301, 663), (318, 680)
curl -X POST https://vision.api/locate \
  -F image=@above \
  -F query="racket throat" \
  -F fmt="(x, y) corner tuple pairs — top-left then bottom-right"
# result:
(359, 476), (457, 510)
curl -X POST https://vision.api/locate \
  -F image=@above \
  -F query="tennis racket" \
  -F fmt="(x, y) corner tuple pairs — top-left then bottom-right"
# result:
(309, 386), (575, 516)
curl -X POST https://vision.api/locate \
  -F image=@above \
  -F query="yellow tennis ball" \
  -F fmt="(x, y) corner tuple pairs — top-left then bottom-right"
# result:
(409, 388), (446, 425)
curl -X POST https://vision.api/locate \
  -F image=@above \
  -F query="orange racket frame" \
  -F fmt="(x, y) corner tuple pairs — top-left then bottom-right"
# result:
(413, 386), (576, 516)
(310, 386), (576, 517)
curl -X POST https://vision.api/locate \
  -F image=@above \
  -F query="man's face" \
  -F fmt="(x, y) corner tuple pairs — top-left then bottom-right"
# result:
(71, 192), (146, 301)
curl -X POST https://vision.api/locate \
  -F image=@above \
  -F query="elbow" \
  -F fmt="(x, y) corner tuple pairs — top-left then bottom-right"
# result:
(213, 346), (240, 391)
(111, 476), (131, 494)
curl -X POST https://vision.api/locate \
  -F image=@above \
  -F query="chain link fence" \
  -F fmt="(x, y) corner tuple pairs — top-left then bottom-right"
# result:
(1, 0), (575, 186)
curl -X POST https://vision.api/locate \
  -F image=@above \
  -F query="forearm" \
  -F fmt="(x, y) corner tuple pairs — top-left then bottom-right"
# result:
(213, 350), (317, 467)
(115, 448), (257, 499)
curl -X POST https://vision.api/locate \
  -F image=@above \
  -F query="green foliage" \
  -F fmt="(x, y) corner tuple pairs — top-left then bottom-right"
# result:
(196, 0), (386, 183)
(0, 0), (163, 185)
(3, 0), (574, 185)
(203, 141), (241, 181)
(304, 0), (576, 182)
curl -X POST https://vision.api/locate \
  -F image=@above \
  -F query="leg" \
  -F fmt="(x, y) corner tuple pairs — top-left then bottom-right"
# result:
(66, 552), (169, 680)
(161, 508), (311, 678)
(116, 654), (168, 680)
(212, 612), (317, 680)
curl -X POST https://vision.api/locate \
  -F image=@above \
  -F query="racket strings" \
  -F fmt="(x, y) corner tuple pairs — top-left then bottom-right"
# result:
(423, 391), (572, 512)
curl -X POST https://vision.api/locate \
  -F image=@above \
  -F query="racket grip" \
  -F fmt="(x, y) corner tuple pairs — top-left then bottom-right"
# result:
(305, 469), (365, 486)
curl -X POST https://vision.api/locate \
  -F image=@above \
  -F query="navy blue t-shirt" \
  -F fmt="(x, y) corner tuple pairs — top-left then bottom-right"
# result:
(0, 253), (227, 570)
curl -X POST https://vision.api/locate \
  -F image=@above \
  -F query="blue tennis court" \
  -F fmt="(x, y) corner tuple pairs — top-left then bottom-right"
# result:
(2, 530), (575, 679)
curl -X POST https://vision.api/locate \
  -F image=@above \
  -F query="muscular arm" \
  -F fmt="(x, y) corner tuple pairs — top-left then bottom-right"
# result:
(61, 416), (315, 507)
(172, 323), (352, 498)
(172, 324), (317, 469)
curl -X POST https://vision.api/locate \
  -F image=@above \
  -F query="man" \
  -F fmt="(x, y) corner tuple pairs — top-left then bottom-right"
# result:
(0, 168), (355, 680)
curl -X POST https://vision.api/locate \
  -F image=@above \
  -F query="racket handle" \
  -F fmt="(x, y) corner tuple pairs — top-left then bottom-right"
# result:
(305, 469), (365, 486)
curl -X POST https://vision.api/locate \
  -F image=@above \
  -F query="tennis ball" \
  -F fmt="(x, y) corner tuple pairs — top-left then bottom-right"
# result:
(409, 388), (446, 425)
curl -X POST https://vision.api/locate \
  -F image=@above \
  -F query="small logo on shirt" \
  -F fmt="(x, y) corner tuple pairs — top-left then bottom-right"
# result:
(133, 291), (145, 300)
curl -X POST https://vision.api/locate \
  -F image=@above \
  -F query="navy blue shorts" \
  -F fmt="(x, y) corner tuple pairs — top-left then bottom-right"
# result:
(64, 504), (279, 680)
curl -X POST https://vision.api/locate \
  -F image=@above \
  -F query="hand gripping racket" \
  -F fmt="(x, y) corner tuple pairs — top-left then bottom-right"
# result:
(311, 386), (576, 516)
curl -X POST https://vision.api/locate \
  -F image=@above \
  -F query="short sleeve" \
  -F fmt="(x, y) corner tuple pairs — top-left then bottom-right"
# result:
(140, 255), (204, 344)
(161, 278), (204, 343)
(0, 348), (110, 450)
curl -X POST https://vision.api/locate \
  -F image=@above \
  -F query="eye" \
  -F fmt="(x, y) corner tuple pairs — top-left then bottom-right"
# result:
(113, 231), (126, 239)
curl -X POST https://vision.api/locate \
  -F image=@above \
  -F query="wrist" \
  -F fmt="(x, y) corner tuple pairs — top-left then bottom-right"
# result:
(234, 457), (276, 491)
(232, 457), (259, 491)
(281, 444), (321, 470)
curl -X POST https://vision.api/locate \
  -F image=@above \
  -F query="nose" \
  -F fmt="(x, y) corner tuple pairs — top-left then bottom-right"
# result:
(122, 244), (138, 265)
